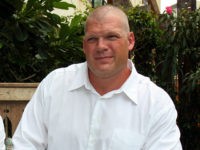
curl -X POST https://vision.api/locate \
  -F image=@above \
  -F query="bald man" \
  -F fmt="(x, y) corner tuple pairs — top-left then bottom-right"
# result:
(13, 5), (182, 150)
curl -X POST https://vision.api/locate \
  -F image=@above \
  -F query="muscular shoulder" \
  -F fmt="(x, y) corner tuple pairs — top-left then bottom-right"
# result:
(47, 63), (85, 78)
(38, 62), (86, 91)
(136, 74), (175, 109)
(46, 62), (84, 81)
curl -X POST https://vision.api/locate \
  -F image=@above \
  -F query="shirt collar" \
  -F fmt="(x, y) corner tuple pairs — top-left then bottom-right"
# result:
(67, 62), (94, 92)
(68, 60), (140, 104)
(121, 60), (139, 104)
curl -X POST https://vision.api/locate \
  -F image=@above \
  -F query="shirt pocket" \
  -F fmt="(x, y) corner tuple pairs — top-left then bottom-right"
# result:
(109, 129), (145, 150)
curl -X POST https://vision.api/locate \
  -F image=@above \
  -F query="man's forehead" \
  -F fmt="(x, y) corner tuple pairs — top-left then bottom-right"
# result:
(85, 19), (124, 33)
(85, 30), (121, 37)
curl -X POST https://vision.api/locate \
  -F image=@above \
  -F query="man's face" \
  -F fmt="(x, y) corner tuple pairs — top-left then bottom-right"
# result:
(83, 15), (135, 79)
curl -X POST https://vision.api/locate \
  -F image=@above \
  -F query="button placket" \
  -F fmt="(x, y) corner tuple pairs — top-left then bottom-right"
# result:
(87, 100), (103, 150)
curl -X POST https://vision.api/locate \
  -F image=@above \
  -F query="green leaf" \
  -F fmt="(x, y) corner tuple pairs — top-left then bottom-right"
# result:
(25, 0), (36, 11)
(14, 23), (28, 41)
(49, 13), (61, 24)
(59, 23), (69, 39)
(0, 42), (3, 49)
(37, 19), (52, 31)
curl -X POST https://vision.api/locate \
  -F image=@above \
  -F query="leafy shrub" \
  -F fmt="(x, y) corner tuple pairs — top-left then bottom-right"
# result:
(159, 9), (200, 150)
(0, 0), (86, 82)
(126, 6), (199, 149)
(126, 6), (162, 81)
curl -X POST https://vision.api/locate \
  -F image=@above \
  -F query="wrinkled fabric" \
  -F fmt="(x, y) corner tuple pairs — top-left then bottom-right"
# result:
(13, 60), (182, 150)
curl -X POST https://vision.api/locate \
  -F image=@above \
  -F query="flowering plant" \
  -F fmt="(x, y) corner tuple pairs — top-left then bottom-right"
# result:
(166, 6), (173, 15)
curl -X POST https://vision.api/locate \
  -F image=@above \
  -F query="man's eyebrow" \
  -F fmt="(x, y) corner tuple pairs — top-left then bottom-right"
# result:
(105, 31), (122, 37)
(106, 30), (119, 34)
(84, 34), (98, 39)
(85, 31), (122, 37)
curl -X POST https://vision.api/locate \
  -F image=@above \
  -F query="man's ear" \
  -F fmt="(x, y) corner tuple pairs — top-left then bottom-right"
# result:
(128, 32), (135, 52)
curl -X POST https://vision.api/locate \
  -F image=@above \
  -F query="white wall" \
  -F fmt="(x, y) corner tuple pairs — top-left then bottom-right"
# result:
(129, 0), (144, 6)
(160, 0), (177, 13)
(52, 0), (88, 17)
(197, 0), (200, 8)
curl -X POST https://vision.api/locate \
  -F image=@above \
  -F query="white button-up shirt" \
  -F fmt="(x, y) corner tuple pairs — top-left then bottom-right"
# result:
(13, 60), (182, 150)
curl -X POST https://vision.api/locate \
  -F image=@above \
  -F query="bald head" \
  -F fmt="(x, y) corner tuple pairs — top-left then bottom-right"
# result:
(85, 5), (130, 33)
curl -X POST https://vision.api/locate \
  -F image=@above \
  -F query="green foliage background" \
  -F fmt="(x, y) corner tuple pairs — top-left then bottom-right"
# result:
(126, 7), (200, 150)
(0, 0), (199, 149)
(0, 0), (86, 82)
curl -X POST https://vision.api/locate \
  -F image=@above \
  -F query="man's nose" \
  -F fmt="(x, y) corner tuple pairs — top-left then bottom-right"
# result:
(97, 38), (107, 50)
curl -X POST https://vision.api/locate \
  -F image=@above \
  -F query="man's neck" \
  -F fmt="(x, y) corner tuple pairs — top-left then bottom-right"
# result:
(88, 68), (131, 95)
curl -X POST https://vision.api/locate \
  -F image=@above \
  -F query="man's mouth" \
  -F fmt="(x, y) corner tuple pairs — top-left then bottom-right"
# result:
(95, 56), (113, 60)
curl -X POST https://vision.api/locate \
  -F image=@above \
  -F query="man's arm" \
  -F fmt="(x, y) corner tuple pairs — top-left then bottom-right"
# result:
(144, 95), (182, 150)
(12, 82), (48, 150)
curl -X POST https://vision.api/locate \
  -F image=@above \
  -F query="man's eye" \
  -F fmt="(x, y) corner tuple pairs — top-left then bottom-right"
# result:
(107, 35), (119, 40)
(87, 37), (97, 42)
